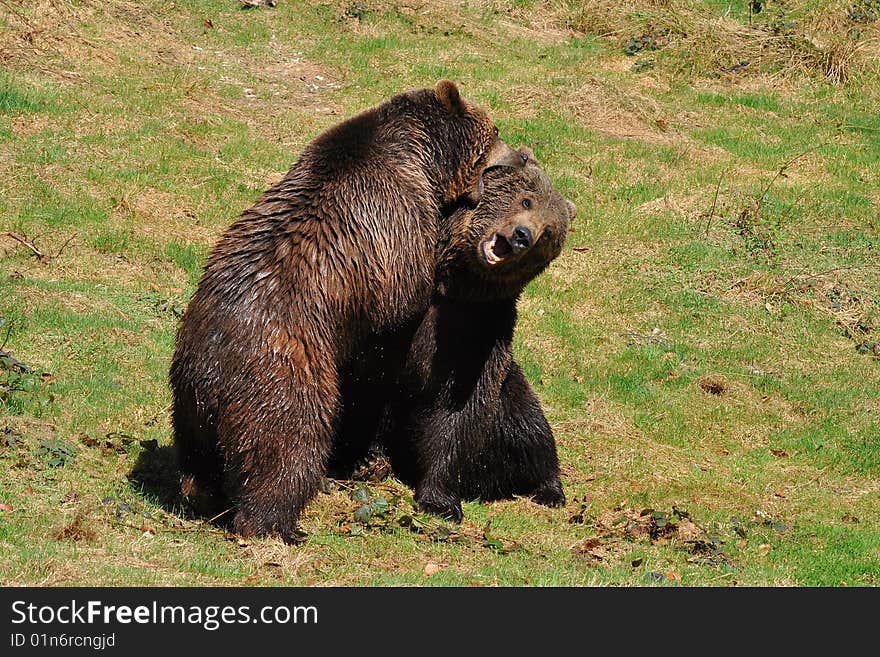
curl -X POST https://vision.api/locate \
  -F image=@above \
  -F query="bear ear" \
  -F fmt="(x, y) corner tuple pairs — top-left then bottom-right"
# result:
(566, 199), (577, 221)
(517, 146), (535, 165)
(435, 79), (465, 115)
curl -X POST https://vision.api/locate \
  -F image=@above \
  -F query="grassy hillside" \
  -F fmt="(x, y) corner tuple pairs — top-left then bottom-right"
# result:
(1, 0), (878, 586)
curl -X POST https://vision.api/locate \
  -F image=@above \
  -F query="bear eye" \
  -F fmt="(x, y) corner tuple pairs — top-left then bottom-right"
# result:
(522, 198), (532, 209)
(493, 126), (499, 137)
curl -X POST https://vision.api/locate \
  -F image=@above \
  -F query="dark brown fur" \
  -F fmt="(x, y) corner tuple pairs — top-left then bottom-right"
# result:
(378, 155), (576, 520)
(169, 81), (523, 540)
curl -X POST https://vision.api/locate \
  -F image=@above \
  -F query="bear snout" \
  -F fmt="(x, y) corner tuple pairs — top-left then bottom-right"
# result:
(511, 225), (533, 251)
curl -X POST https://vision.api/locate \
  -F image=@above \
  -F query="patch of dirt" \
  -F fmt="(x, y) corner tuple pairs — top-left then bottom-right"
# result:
(699, 375), (728, 396)
(245, 541), (317, 580)
(0, 0), (188, 77)
(52, 509), (97, 542)
(565, 78), (686, 146)
(119, 189), (218, 245)
(634, 193), (705, 223)
(183, 46), (344, 146)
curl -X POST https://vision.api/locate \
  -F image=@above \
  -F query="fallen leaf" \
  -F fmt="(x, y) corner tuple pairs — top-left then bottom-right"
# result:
(667, 571), (682, 581)
(354, 505), (373, 524)
(423, 563), (441, 577)
(774, 490), (786, 498)
(718, 448), (730, 455)
(571, 537), (609, 562)
(842, 514), (859, 523)
(675, 519), (703, 543)
(758, 543), (771, 556)
(770, 449), (789, 458)
(0, 502), (13, 512)
(140, 524), (156, 535)
(351, 487), (371, 503)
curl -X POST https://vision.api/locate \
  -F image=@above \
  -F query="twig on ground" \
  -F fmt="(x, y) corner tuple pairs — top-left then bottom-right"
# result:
(54, 233), (77, 259)
(703, 167), (728, 236)
(782, 264), (879, 293)
(6, 231), (46, 261)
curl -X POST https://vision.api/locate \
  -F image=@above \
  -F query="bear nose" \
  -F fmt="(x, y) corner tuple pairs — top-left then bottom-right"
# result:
(512, 226), (533, 251)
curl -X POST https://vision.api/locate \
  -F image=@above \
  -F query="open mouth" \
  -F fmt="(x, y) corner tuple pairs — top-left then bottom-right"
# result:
(481, 233), (513, 265)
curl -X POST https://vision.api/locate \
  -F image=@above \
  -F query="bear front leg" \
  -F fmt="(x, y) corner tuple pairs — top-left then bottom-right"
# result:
(413, 411), (468, 522)
(458, 361), (565, 507)
(411, 362), (509, 522)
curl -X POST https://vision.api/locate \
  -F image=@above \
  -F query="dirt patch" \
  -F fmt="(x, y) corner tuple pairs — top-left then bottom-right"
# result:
(182, 46), (344, 145)
(118, 188), (217, 245)
(255, 57), (343, 114)
(52, 509), (97, 542)
(565, 78), (688, 146)
(699, 375), (728, 396)
(634, 193), (706, 223)
(0, 0), (188, 77)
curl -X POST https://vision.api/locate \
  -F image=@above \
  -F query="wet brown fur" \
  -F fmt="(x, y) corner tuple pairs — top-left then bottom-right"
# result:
(169, 81), (519, 540)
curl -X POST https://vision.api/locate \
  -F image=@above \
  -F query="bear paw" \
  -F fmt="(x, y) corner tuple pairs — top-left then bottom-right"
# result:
(530, 480), (566, 508)
(416, 490), (464, 523)
(233, 508), (300, 543)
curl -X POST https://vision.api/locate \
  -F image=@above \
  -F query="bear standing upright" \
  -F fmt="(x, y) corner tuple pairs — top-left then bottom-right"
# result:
(169, 81), (525, 540)
(378, 153), (576, 521)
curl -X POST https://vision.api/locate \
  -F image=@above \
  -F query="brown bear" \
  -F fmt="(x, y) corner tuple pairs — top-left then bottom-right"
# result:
(373, 152), (575, 521)
(169, 81), (525, 540)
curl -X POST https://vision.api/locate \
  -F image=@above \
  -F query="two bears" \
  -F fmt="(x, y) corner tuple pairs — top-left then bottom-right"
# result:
(169, 81), (574, 540)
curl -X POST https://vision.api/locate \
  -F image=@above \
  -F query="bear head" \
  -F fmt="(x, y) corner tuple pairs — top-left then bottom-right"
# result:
(401, 80), (528, 206)
(436, 148), (576, 302)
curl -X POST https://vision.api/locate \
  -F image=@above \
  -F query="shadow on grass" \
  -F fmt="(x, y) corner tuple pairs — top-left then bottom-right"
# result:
(128, 444), (234, 531)
(128, 444), (184, 513)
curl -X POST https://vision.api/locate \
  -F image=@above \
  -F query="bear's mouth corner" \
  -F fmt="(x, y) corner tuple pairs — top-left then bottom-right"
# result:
(481, 233), (513, 265)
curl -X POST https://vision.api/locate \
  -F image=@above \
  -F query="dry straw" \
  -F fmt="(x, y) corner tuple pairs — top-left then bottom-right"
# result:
(567, 0), (880, 84)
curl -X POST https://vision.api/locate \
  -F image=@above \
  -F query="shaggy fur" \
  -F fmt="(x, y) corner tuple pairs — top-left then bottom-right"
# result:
(169, 81), (523, 540)
(378, 155), (576, 521)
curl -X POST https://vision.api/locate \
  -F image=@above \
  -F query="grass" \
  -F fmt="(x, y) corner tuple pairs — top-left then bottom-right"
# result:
(0, 0), (878, 587)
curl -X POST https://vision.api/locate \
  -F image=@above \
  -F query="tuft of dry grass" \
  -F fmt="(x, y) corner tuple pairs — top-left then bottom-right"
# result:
(567, 0), (880, 84)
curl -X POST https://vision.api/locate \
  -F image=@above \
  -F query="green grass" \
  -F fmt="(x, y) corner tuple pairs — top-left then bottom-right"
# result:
(0, 0), (878, 587)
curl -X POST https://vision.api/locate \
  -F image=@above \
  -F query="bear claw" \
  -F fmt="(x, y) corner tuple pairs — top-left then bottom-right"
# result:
(530, 481), (566, 508)
(416, 492), (464, 523)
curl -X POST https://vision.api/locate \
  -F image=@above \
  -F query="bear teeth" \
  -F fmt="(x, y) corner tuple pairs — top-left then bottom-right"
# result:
(482, 236), (501, 264)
